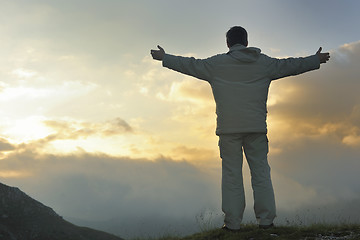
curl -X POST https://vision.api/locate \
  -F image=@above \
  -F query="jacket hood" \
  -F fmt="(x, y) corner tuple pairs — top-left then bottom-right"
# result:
(227, 44), (261, 62)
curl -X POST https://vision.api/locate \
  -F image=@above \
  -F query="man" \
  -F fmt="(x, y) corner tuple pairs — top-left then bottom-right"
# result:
(150, 26), (330, 231)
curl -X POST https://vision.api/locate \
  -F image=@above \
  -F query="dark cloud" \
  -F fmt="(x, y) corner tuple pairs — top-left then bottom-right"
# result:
(270, 135), (360, 197)
(102, 118), (133, 135)
(0, 138), (15, 152)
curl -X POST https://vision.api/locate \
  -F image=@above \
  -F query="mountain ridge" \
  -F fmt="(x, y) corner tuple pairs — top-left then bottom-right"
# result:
(0, 182), (124, 240)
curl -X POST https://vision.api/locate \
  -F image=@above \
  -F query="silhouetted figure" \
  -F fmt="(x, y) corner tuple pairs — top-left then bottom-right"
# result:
(151, 26), (330, 231)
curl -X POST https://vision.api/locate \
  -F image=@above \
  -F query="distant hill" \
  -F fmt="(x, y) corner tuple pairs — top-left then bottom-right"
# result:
(0, 182), (124, 240)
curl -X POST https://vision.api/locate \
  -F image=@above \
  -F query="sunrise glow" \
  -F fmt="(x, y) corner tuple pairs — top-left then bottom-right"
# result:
(0, 1), (359, 238)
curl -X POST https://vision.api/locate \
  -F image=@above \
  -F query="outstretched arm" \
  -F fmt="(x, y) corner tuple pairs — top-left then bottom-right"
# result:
(269, 47), (330, 80)
(151, 45), (165, 61)
(150, 45), (214, 81)
(316, 47), (330, 64)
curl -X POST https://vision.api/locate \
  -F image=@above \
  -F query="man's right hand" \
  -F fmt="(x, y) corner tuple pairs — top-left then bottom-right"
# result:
(151, 45), (165, 61)
(316, 47), (330, 64)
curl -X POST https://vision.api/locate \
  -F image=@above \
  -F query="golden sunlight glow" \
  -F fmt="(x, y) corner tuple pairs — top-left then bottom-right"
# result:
(43, 136), (148, 158)
(342, 134), (360, 147)
(3, 117), (54, 143)
(0, 87), (52, 101)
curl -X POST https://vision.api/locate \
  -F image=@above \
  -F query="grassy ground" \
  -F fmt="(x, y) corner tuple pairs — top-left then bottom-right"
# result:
(132, 224), (360, 240)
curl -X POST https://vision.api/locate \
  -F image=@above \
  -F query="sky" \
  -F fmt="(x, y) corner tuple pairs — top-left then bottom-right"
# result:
(0, 0), (360, 238)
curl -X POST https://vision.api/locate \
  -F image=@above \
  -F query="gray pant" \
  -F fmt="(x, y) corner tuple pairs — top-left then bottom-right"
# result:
(218, 133), (276, 229)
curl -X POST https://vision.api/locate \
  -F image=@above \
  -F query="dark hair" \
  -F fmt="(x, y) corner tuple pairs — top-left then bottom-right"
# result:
(226, 26), (248, 47)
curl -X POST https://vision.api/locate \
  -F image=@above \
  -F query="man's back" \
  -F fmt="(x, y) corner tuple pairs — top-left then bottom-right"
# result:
(162, 44), (320, 135)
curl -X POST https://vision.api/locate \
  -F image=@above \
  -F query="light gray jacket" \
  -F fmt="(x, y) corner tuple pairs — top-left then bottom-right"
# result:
(162, 44), (320, 135)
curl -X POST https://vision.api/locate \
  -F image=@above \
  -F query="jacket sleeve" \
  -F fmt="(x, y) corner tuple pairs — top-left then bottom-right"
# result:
(162, 54), (213, 81)
(267, 54), (320, 81)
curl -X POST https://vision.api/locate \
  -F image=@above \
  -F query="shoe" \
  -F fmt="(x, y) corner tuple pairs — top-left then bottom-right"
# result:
(259, 223), (274, 229)
(222, 225), (241, 233)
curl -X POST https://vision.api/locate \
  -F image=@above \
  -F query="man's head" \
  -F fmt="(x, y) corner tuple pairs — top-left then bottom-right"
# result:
(226, 26), (248, 48)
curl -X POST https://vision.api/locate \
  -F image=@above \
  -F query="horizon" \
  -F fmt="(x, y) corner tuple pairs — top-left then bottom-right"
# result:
(1, 0), (360, 238)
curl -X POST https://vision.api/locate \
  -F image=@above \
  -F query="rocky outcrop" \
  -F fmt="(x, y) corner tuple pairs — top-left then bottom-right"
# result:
(0, 182), (123, 240)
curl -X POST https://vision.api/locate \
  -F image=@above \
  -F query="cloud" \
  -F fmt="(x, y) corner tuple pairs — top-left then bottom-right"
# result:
(11, 68), (37, 79)
(342, 134), (360, 147)
(0, 116), (136, 157)
(43, 117), (133, 141)
(268, 41), (360, 146)
(0, 149), (220, 238)
(169, 145), (219, 169)
(167, 78), (213, 104)
(0, 138), (15, 152)
(12, 117), (136, 156)
(264, 42), (360, 208)
(171, 145), (216, 161)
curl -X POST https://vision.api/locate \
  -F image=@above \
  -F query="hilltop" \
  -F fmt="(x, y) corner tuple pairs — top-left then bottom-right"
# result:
(137, 224), (360, 240)
(0, 182), (123, 240)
